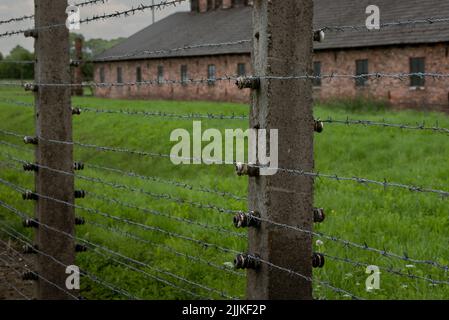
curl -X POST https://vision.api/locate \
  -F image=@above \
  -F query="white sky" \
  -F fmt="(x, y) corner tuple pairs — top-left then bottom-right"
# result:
(0, 0), (191, 55)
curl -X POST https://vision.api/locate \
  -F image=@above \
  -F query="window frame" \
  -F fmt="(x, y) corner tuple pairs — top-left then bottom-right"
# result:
(116, 67), (123, 84)
(207, 64), (216, 85)
(180, 65), (188, 85)
(410, 57), (425, 87)
(99, 67), (105, 83)
(157, 65), (164, 84)
(355, 59), (369, 87)
(136, 66), (142, 84)
(237, 63), (246, 77)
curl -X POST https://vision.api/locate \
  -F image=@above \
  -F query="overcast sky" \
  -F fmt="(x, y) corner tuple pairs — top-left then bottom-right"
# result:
(0, 0), (191, 55)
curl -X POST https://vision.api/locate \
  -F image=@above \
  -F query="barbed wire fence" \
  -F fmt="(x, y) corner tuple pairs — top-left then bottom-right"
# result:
(0, 0), (448, 300)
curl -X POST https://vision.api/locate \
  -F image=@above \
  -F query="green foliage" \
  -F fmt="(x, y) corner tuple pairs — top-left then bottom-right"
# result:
(0, 46), (34, 80)
(0, 87), (448, 300)
(70, 33), (125, 80)
(0, 35), (123, 81)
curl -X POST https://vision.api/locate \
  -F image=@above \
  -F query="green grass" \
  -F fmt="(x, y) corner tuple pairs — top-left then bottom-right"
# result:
(0, 86), (448, 300)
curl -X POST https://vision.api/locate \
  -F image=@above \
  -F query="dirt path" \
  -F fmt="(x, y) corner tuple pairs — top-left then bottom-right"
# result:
(0, 240), (35, 300)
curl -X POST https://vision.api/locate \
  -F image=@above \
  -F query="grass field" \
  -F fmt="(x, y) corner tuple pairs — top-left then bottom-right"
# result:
(0, 86), (448, 300)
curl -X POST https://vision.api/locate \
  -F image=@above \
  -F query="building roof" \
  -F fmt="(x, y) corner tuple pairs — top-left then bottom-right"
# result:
(94, 0), (449, 62)
(314, 0), (449, 50)
(94, 6), (252, 62)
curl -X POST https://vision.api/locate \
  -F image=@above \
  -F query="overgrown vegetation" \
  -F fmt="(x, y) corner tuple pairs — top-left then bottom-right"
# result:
(0, 35), (124, 80)
(0, 87), (448, 300)
(0, 46), (34, 80)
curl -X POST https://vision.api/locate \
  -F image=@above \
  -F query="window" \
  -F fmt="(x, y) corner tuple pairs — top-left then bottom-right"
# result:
(313, 61), (321, 87)
(410, 57), (425, 87)
(117, 67), (123, 84)
(157, 65), (164, 84)
(237, 63), (246, 76)
(355, 59), (369, 87)
(99, 67), (105, 83)
(207, 0), (214, 10)
(136, 66), (142, 83)
(207, 64), (216, 85)
(181, 65), (188, 84)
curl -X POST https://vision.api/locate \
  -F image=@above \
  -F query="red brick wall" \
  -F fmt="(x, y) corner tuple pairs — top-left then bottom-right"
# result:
(93, 43), (449, 111)
(93, 54), (252, 103)
(313, 43), (449, 111)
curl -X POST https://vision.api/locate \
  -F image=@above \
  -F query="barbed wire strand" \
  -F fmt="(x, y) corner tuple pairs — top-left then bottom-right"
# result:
(2, 170), (445, 280)
(85, 39), (251, 63)
(1, 98), (447, 137)
(0, 173), (240, 257)
(0, 139), (33, 153)
(86, 163), (247, 201)
(0, 179), (358, 300)
(0, 151), (242, 216)
(0, 147), (246, 210)
(0, 128), (447, 199)
(0, 0), (187, 38)
(0, 180), (238, 300)
(88, 220), (245, 277)
(77, 105), (249, 121)
(0, 97), (249, 121)
(88, 191), (246, 238)
(253, 214), (449, 272)
(3, 72), (449, 89)
(320, 117), (449, 135)
(0, 199), (216, 300)
(0, 127), (447, 200)
(0, 256), (33, 300)
(318, 16), (449, 33)
(0, 203), (141, 300)
(41, 134), (449, 199)
(0, 155), (245, 239)
(0, 227), (80, 300)
(0, 0), (110, 26)
(254, 256), (362, 300)
(0, 276), (32, 300)
(322, 253), (449, 286)
(1, 166), (447, 275)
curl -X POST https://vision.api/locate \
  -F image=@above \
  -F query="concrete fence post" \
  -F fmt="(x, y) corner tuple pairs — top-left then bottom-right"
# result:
(247, 0), (315, 299)
(34, 0), (76, 300)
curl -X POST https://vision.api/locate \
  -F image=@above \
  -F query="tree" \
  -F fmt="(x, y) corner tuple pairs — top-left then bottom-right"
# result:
(70, 33), (125, 80)
(0, 46), (34, 80)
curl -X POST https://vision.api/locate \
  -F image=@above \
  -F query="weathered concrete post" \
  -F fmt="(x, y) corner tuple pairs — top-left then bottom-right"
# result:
(34, 0), (76, 299)
(248, 0), (315, 299)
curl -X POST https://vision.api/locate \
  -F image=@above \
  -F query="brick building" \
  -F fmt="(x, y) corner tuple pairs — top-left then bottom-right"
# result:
(93, 0), (449, 111)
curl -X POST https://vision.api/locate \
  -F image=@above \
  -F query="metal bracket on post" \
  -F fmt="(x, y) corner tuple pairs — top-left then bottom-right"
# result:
(71, 107), (81, 115)
(233, 211), (261, 229)
(313, 29), (325, 42)
(313, 208), (325, 223)
(74, 190), (86, 199)
(23, 136), (38, 145)
(235, 162), (260, 177)
(234, 253), (261, 270)
(312, 252), (325, 268)
(314, 120), (324, 133)
(24, 83), (38, 92)
(24, 29), (38, 39)
(22, 271), (39, 281)
(235, 76), (260, 90)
